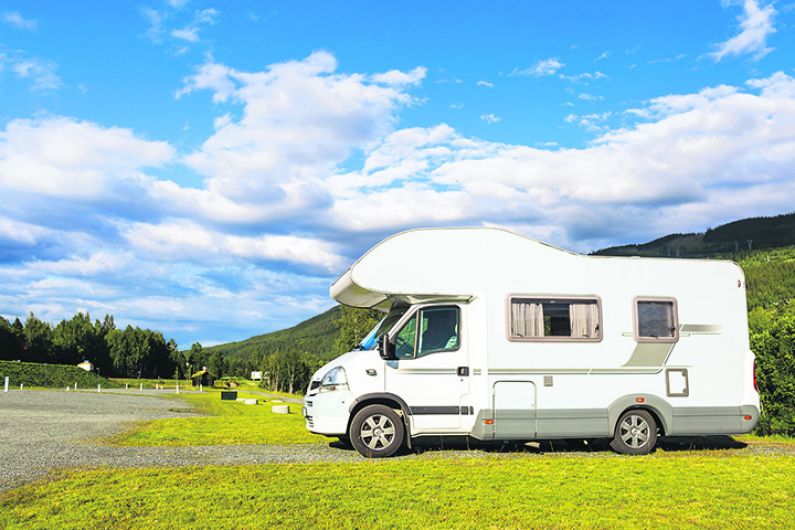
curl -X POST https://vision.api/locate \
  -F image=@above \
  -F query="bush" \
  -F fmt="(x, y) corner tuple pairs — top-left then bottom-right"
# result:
(751, 310), (795, 436)
(0, 360), (120, 389)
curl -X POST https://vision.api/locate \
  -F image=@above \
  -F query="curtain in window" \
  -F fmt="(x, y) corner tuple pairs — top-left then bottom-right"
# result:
(511, 301), (544, 337)
(569, 302), (599, 338)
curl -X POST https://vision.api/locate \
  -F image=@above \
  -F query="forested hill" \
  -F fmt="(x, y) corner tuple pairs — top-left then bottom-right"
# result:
(200, 306), (341, 361)
(593, 212), (795, 258)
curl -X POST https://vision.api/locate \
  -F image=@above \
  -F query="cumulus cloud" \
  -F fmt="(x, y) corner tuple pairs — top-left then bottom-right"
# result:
(480, 113), (501, 124)
(177, 51), (422, 205)
(3, 51), (795, 344)
(0, 117), (173, 198)
(712, 0), (776, 61)
(511, 58), (565, 77)
(3, 11), (36, 30)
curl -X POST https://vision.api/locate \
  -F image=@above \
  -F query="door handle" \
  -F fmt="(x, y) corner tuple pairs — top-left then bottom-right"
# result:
(457, 366), (469, 377)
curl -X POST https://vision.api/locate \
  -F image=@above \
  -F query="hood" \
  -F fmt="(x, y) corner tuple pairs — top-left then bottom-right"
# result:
(311, 348), (381, 382)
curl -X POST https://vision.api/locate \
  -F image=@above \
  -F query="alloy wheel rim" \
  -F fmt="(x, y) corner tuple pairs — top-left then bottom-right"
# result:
(619, 414), (650, 448)
(360, 414), (395, 450)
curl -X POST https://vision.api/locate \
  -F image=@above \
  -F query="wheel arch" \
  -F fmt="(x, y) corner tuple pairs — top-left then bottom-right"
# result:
(347, 393), (413, 445)
(608, 394), (672, 436)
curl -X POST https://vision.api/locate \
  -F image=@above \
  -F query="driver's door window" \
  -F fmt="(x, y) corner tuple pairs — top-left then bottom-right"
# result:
(393, 306), (460, 359)
(394, 315), (417, 359)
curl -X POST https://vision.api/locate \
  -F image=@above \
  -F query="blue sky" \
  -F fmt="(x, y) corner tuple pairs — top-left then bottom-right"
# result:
(1, 1), (794, 346)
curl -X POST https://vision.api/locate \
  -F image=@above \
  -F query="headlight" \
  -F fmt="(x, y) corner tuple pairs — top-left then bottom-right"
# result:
(319, 366), (349, 393)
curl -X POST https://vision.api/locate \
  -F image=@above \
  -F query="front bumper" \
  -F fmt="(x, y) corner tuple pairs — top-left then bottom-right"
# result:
(303, 390), (353, 436)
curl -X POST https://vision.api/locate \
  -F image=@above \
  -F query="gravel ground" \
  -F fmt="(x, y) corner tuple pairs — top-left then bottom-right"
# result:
(0, 390), (356, 493)
(1, 390), (792, 493)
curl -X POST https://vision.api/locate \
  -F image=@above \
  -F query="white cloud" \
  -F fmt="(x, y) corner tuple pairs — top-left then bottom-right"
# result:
(480, 113), (501, 124)
(712, 0), (776, 61)
(142, 5), (218, 47)
(370, 67), (426, 86)
(577, 93), (604, 101)
(327, 72), (795, 251)
(0, 117), (174, 198)
(178, 52), (422, 204)
(11, 58), (62, 91)
(596, 51), (609, 61)
(511, 58), (564, 77)
(476, 80), (494, 88)
(171, 27), (199, 43)
(3, 11), (36, 30)
(123, 221), (344, 271)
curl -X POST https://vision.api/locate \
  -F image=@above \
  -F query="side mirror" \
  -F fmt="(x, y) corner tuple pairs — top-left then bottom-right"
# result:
(379, 334), (396, 360)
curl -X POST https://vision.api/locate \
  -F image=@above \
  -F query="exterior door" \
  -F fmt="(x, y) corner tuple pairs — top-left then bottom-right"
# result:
(385, 305), (470, 432)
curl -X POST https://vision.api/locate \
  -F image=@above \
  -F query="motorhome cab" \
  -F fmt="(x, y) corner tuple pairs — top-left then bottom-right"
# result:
(303, 228), (760, 457)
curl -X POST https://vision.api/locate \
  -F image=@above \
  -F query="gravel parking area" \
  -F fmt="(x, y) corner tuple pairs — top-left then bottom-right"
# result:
(0, 390), (356, 493)
(1, 390), (790, 494)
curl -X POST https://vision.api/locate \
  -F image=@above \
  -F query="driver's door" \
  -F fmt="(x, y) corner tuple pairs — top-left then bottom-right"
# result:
(385, 305), (470, 432)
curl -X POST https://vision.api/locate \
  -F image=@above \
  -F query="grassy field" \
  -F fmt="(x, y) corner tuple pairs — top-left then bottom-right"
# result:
(1, 453), (793, 529)
(108, 388), (326, 446)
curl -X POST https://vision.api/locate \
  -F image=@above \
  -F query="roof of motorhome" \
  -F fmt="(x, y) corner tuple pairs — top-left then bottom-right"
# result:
(330, 227), (742, 308)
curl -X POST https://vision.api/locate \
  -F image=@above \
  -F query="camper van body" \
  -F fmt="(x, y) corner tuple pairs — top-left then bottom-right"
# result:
(303, 228), (759, 456)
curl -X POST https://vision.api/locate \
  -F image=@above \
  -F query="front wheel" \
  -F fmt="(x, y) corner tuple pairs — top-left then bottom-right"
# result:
(349, 404), (405, 458)
(610, 409), (657, 455)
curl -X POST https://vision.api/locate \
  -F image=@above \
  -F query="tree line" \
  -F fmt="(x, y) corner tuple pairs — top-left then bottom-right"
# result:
(0, 312), (181, 379)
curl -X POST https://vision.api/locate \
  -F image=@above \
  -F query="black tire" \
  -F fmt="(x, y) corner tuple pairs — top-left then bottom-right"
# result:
(610, 409), (658, 455)
(349, 404), (405, 458)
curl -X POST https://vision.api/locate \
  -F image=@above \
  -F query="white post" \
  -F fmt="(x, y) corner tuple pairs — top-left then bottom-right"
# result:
(74, 382), (77, 390)
(97, 384), (101, 393)
(20, 383), (23, 390)
(66, 386), (70, 392)
(3, 376), (8, 393)
(139, 383), (143, 391)
(175, 382), (179, 394)
(125, 383), (129, 390)
(200, 384), (203, 392)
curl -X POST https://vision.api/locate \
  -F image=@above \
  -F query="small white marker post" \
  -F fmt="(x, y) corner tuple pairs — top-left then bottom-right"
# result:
(125, 383), (129, 390)
(66, 386), (70, 392)
(20, 383), (23, 391)
(199, 384), (203, 393)
(97, 384), (101, 393)
(3, 376), (9, 393)
(139, 383), (143, 391)
(175, 382), (179, 394)
(74, 382), (77, 390)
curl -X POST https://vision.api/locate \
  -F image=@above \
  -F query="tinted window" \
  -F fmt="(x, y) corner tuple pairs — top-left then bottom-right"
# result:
(637, 300), (677, 340)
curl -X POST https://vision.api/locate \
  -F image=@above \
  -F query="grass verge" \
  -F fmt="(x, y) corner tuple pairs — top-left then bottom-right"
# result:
(1, 453), (793, 529)
(107, 389), (325, 446)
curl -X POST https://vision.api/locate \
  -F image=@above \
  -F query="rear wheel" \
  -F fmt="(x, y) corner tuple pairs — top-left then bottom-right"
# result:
(350, 404), (405, 458)
(610, 409), (657, 455)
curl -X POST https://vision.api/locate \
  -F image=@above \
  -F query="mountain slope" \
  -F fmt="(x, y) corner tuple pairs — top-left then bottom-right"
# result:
(202, 306), (341, 361)
(593, 212), (795, 258)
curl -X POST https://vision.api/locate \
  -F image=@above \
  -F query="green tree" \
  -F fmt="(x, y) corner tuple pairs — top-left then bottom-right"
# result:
(334, 306), (381, 354)
(751, 310), (795, 436)
(23, 313), (54, 363)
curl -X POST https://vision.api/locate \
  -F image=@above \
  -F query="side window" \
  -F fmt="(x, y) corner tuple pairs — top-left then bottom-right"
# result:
(635, 299), (678, 342)
(394, 315), (417, 359)
(508, 297), (601, 341)
(417, 307), (460, 357)
(393, 306), (460, 359)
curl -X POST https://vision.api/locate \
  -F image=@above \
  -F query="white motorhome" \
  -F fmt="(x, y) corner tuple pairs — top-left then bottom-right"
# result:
(303, 228), (760, 457)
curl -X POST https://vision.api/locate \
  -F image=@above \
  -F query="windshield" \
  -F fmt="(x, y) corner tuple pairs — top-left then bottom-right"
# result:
(357, 302), (410, 350)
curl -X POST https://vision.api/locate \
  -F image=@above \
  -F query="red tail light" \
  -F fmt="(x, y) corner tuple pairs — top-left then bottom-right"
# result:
(753, 360), (758, 392)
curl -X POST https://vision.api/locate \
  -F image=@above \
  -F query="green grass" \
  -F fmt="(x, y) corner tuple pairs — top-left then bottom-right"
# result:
(108, 389), (325, 446)
(1, 453), (793, 529)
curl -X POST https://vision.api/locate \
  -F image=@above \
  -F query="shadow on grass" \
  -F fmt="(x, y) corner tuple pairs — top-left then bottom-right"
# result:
(331, 435), (749, 456)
